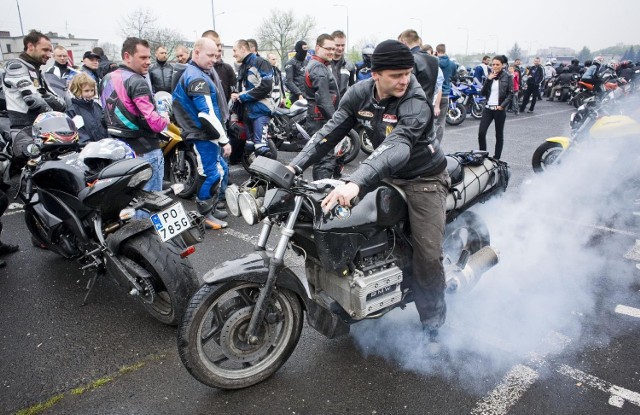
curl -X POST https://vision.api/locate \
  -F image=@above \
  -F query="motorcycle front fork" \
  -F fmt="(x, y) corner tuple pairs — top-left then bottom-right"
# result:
(246, 195), (303, 344)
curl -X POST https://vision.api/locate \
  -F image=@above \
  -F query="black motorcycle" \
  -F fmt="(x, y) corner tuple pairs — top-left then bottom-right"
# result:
(17, 137), (206, 325)
(178, 154), (510, 389)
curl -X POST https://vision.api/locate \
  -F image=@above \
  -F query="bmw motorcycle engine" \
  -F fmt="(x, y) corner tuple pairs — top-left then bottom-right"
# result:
(305, 231), (404, 320)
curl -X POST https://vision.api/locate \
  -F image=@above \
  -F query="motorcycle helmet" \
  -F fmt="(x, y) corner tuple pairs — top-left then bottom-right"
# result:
(593, 56), (604, 65)
(77, 138), (136, 173)
(154, 91), (173, 117)
(550, 58), (557, 65)
(362, 44), (375, 65)
(607, 60), (618, 70)
(32, 112), (79, 145)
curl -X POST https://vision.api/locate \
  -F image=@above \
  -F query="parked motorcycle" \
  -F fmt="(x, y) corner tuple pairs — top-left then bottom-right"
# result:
(457, 78), (486, 119)
(160, 122), (202, 199)
(177, 152), (510, 389)
(532, 91), (634, 172)
(446, 85), (467, 126)
(16, 121), (205, 325)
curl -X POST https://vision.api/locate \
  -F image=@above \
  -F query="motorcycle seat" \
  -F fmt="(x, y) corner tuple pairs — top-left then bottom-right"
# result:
(445, 156), (464, 185)
(274, 106), (305, 117)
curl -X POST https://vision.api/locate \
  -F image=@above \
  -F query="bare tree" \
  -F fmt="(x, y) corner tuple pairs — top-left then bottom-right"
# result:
(256, 9), (315, 67)
(119, 7), (157, 39)
(119, 7), (185, 58)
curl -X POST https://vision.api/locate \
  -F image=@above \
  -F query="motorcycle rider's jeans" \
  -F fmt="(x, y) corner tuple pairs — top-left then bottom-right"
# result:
(392, 169), (451, 330)
(135, 148), (164, 220)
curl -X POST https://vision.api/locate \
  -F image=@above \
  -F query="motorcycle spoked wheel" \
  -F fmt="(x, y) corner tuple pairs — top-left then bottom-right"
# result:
(359, 127), (374, 155)
(572, 92), (588, 108)
(531, 141), (564, 173)
(120, 232), (199, 325)
(335, 129), (361, 165)
(471, 102), (485, 119)
(446, 103), (467, 126)
(169, 148), (203, 199)
(178, 281), (303, 390)
(443, 211), (490, 268)
(241, 139), (278, 173)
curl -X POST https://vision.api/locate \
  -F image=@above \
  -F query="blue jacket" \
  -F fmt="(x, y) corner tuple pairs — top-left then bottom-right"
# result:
(438, 55), (457, 95)
(237, 53), (275, 119)
(172, 61), (227, 143)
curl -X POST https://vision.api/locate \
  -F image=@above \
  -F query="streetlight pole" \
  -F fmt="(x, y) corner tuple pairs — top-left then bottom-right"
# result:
(332, 3), (349, 50)
(16, 0), (24, 36)
(211, 0), (216, 30)
(458, 27), (469, 65)
(409, 17), (423, 39)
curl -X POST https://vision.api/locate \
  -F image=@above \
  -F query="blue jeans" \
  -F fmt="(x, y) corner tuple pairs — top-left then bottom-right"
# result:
(139, 148), (164, 192)
(135, 148), (163, 219)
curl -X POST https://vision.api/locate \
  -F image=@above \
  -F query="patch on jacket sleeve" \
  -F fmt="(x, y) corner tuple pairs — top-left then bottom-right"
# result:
(187, 79), (210, 95)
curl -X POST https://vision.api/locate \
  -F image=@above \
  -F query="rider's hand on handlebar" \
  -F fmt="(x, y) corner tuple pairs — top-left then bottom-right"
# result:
(321, 182), (360, 214)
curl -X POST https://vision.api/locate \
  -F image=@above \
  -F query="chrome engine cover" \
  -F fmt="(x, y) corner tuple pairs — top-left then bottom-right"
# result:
(310, 263), (403, 320)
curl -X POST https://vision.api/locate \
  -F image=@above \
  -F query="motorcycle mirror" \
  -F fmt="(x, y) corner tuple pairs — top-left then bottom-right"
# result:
(170, 183), (185, 195)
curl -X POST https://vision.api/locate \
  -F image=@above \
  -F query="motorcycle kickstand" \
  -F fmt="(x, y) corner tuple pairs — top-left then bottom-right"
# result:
(81, 268), (104, 306)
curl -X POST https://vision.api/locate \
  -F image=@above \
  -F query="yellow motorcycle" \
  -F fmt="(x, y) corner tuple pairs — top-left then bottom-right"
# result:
(161, 122), (202, 199)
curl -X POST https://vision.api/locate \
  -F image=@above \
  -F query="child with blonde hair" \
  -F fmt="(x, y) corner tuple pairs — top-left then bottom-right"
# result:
(66, 73), (107, 143)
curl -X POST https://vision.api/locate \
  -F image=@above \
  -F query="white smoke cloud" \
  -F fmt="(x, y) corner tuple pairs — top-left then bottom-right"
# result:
(350, 114), (640, 391)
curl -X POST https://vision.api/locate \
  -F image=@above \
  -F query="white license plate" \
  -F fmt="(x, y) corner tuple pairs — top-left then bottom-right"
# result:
(150, 202), (190, 242)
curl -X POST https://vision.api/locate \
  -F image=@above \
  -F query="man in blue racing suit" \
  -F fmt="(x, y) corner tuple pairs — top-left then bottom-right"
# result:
(173, 38), (231, 230)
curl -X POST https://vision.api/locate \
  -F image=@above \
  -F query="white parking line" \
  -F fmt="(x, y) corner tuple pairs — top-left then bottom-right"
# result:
(615, 305), (640, 319)
(471, 364), (538, 415)
(556, 364), (640, 409)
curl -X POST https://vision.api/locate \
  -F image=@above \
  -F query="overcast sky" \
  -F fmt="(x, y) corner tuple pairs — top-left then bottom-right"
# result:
(1, 0), (638, 56)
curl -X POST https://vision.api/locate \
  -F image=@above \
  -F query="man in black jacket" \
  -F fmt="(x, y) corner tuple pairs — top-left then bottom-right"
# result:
(330, 30), (355, 99)
(284, 40), (308, 102)
(520, 57), (544, 113)
(148, 45), (173, 93)
(288, 40), (450, 354)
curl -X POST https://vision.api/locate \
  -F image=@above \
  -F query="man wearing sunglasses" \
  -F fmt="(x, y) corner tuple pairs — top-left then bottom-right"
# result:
(304, 33), (340, 180)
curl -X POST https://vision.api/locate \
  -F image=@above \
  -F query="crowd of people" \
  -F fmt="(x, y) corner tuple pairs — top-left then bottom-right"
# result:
(1, 27), (637, 352)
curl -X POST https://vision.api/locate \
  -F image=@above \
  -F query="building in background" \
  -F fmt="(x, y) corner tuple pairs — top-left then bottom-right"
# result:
(0, 30), (98, 67)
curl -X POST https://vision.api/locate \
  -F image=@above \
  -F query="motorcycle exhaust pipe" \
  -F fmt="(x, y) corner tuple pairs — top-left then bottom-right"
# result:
(445, 246), (500, 293)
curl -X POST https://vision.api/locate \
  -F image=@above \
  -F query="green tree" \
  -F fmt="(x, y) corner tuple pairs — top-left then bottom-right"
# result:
(508, 42), (523, 60)
(577, 46), (591, 63)
(255, 9), (315, 68)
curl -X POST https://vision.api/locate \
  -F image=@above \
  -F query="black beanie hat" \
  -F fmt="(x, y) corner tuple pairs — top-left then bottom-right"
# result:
(371, 40), (415, 72)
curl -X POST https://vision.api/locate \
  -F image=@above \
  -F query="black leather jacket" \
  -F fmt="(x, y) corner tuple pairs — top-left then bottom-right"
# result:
(291, 76), (445, 190)
(149, 60), (173, 93)
(411, 47), (440, 103)
(481, 70), (514, 108)
(284, 57), (306, 97)
(331, 57), (355, 100)
(303, 56), (339, 121)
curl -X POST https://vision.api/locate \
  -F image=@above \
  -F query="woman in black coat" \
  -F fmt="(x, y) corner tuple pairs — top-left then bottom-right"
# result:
(477, 55), (513, 160)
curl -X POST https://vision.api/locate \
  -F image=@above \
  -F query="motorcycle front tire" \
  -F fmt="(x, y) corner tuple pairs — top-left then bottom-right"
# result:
(446, 103), (467, 126)
(471, 102), (485, 119)
(120, 231), (199, 325)
(531, 141), (564, 173)
(337, 129), (361, 165)
(358, 127), (374, 155)
(178, 281), (303, 390)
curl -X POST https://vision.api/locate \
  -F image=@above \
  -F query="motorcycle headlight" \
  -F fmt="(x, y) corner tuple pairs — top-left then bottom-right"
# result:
(238, 191), (262, 225)
(225, 184), (241, 217)
(128, 167), (153, 188)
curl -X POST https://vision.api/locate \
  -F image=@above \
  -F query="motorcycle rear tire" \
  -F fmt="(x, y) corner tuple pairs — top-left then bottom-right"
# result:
(446, 103), (466, 126)
(443, 211), (490, 269)
(178, 281), (303, 389)
(169, 149), (202, 199)
(241, 139), (278, 173)
(531, 141), (563, 173)
(471, 102), (485, 119)
(120, 232), (199, 325)
(573, 92), (587, 108)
